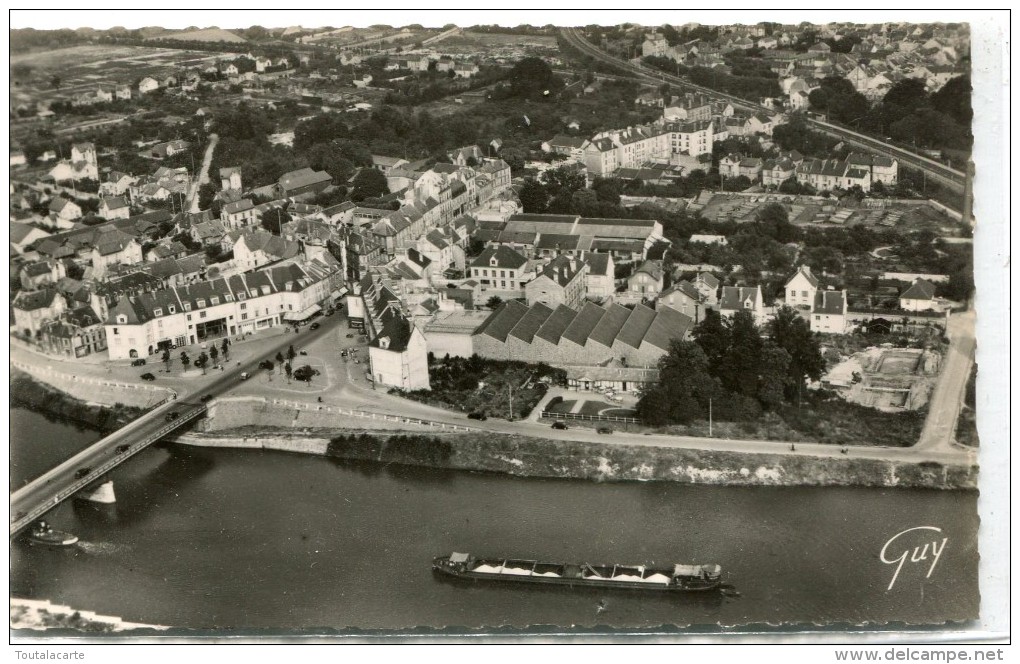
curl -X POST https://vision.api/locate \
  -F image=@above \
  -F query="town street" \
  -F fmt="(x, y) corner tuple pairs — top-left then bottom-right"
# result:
(188, 133), (218, 213)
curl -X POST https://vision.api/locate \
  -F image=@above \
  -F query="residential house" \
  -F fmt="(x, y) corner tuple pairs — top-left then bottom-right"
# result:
(99, 196), (131, 221)
(738, 157), (764, 181)
(278, 167), (332, 198)
(220, 167), (243, 191)
(719, 285), (765, 324)
(659, 279), (704, 322)
(469, 245), (529, 296)
(13, 288), (68, 338)
(584, 252), (615, 300)
(90, 228), (144, 279)
(101, 171), (139, 197)
(40, 306), (107, 358)
(221, 199), (256, 229)
(719, 153), (743, 178)
(525, 255), (588, 310)
(138, 77), (160, 94)
(810, 289), (849, 334)
(785, 265), (819, 307)
(48, 197), (83, 223)
(899, 278), (938, 312)
(232, 229), (301, 270)
(627, 259), (664, 297)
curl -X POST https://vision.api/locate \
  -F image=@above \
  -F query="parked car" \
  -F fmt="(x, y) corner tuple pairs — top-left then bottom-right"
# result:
(200, 394), (214, 402)
(74, 467), (91, 479)
(165, 412), (179, 422)
(309, 323), (320, 330)
(346, 333), (355, 338)
(299, 350), (308, 355)
(131, 358), (146, 366)
(596, 426), (613, 435)
(258, 360), (274, 370)
(115, 444), (131, 454)
(551, 421), (568, 430)
(467, 412), (488, 421)
(140, 372), (156, 381)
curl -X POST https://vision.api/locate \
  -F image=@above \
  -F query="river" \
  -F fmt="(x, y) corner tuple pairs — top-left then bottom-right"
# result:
(10, 407), (979, 631)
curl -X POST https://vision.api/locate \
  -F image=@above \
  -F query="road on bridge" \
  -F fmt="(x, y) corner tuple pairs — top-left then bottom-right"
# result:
(11, 311), (344, 536)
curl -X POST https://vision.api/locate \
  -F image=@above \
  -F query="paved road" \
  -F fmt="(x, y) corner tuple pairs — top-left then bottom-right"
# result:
(331, 342), (974, 467)
(10, 314), (344, 535)
(188, 133), (218, 213)
(916, 309), (976, 452)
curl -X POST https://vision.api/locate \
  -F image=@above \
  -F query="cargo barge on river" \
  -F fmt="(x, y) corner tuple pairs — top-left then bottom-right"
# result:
(433, 552), (722, 592)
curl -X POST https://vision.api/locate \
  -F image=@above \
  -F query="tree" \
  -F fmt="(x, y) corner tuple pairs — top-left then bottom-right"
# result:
(293, 364), (320, 384)
(486, 296), (503, 309)
(506, 57), (559, 100)
(162, 349), (172, 372)
(180, 351), (191, 372)
(692, 309), (731, 378)
(518, 177), (549, 213)
(349, 168), (389, 202)
(288, 345), (296, 361)
(276, 351), (285, 373)
(285, 361), (293, 383)
(723, 310), (764, 398)
(196, 352), (209, 374)
(260, 208), (291, 235)
(636, 340), (720, 425)
(766, 305), (826, 398)
(758, 342), (792, 410)
(209, 344), (219, 364)
(221, 338), (230, 360)
(930, 75), (972, 127)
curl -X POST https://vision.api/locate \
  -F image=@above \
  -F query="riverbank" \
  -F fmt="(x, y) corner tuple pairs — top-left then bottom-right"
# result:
(174, 429), (978, 490)
(10, 370), (146, 433)
(10, 598), (167, 633)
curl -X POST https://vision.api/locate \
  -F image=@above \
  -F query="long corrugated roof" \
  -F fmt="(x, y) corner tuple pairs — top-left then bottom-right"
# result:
(614, 304), (657, 348)
(588, 303), (632, 347)
(508, 302), (554, 343)
(642, 306), (694, 351)
(474, 300), (530, 342)
(534, 304), (579, 344)
(561, 301), (606, 346)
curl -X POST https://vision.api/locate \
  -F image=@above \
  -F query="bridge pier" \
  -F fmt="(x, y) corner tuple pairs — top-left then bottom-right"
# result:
(76, 480), (116, 504)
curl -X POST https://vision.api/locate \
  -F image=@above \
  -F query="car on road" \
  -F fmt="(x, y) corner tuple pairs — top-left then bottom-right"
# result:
(115, 444), (131, 454)
(74, 468), (91, 479)
(340, 350), (347, 357)
(309, 323), (320, 330)
(240, 372), (250, 380)
(346, 333), (355, 338)
(467, 412), (488, 421)
(299, 350), (308, 355)
(165, 412), (179, 422)
(140, 372), (156, 381)
(259, 360), (274, 370)
(551, 421), (568, 430)
(200, 394), (214, 402)
(131, 358), (146, 366)
(596, 426), (613, 435)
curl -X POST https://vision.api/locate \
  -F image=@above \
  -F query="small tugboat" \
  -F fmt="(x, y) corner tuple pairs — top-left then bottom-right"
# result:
(433, 552), (722, 592)
(28, 521), (78, 547)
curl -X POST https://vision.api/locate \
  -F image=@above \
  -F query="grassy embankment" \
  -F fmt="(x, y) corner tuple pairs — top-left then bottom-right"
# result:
(10, 369), (146, 432)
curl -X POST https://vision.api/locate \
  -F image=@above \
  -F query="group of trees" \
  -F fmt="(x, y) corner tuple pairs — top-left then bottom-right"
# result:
(636, 307), (825, 426)
(808, 75), (973, 153)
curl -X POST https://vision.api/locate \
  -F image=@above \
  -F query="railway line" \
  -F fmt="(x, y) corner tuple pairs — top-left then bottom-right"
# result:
(559, 27), (966, 192)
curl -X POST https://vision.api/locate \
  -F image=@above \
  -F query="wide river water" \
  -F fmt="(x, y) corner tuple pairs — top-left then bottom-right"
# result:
(10, 406), (979, 632)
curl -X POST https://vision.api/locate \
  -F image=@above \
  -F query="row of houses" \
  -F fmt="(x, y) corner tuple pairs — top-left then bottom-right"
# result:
(719, 151), (898, 191)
